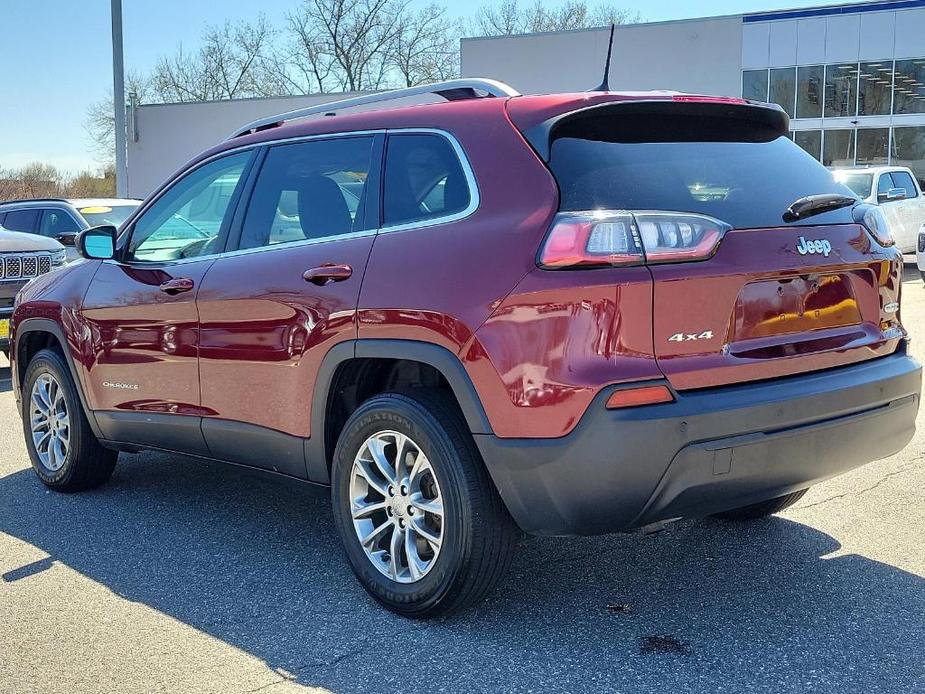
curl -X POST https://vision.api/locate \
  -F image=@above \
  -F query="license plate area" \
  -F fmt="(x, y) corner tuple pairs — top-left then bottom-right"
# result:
(0, 319), (9, 340)
(732, 273), (861, 341)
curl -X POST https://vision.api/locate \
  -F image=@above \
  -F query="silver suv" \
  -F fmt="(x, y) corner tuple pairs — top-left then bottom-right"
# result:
(0, 198), (141, 261)
(0, 226), (66, 358)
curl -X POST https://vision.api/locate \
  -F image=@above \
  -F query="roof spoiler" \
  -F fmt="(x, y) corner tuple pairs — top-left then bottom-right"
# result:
(521, 97), (790, 161)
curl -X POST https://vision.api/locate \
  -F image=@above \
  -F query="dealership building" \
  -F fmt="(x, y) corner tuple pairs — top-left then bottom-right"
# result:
(126, 0), (925, 197)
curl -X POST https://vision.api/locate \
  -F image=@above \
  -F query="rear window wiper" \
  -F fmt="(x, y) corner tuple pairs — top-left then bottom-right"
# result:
(782, 193), (857, 223)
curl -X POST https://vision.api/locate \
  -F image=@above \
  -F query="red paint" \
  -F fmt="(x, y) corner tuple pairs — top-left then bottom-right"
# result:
(10, 91), (908, 445)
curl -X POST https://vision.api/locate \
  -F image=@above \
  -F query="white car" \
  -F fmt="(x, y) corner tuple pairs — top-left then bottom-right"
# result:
(832, 166), (925, 254)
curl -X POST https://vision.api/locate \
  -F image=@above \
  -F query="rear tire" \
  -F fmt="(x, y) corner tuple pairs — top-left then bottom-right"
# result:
(22, 349), (117, 492)
(331, 390), (518, 617)
(712, 489), (808, 521)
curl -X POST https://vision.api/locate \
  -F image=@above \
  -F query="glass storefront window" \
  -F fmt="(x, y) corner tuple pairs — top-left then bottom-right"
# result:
(743, 69), (769, 102)
(856, 128), (890, 167)
(769, 67), (796, 117)
(796, 65), (824, 118)
(794, 130), (822, 159)
(893, 59), (925, 115)
(824, 63), (857, 117)
(858, 61), (892, 116)
(823, 130), (855, 168)
(891, 126), (925, 187)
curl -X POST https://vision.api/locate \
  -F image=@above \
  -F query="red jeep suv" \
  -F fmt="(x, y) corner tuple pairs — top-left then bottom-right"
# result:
(10, 80), (921, 616)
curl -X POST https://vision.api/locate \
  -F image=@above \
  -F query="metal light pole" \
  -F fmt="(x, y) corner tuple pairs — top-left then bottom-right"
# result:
(111, 0), (127, 197)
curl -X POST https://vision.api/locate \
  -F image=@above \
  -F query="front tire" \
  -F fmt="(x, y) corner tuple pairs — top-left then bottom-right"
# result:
(712, 489), (808, 521)
(22, 349), (117, 492)
(331, 390), (518, 617)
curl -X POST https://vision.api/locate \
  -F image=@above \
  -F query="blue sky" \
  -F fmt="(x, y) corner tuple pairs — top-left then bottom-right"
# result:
(0, 0), (870, 174)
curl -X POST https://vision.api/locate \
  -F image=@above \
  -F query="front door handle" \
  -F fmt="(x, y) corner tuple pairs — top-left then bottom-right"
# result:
(159, 277), (195, 295)
(303, 263), (353, 286)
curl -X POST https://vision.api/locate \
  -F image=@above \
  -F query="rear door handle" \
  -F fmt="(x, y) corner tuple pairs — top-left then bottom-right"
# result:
(159, 278), (195, 295)
(303, 264), (353, 286)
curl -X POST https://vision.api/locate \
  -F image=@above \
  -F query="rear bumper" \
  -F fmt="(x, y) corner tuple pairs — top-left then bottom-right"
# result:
(475, 348), (921, 536)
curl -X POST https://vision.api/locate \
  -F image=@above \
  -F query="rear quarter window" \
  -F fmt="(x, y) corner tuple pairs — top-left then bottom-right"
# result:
(549, 110), (857, 229)
(383, 133), (471, 227)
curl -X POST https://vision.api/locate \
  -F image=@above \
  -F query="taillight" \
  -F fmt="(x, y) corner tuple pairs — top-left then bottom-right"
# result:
(853, 203), (894, 247)
(538, 211), (731, 269)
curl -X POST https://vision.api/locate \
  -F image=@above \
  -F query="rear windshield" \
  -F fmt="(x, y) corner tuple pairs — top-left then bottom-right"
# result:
(548, 111), (857, 229)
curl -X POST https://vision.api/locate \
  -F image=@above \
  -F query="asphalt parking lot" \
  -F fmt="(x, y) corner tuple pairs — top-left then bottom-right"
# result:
(1, 266), (923, 694)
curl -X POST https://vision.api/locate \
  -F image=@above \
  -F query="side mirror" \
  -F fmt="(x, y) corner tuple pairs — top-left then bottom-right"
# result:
(76, 225), (117, 260)
(55, 230), (78, 247)
(878, 187), (907, 203)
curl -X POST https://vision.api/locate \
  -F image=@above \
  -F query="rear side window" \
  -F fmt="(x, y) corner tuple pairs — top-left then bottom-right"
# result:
(890, 171), (919, 198)
(3, 209), (41, 233)
(383, 133), (471, 227)
(548, 110), (857, 229)
(240, 136), (373, 250)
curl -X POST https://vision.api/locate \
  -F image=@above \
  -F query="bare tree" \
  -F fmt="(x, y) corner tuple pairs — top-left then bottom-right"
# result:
(84, 71), (153, 165)
(285, 0), (406, 93)
(0, 163), (117, 201)
(390, 4), (460, 87)
(473, 0), (638, 36)
(152, 15), (280, 102)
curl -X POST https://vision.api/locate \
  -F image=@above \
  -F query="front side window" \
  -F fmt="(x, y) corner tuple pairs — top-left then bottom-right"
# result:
(890, 170), (919, 198)
(239, 136), (373, 250)
(877, 173), (894, 197)
(40, 209), (80, 237)
(128, 151), (250, 262)
(383, 133), (471, 227)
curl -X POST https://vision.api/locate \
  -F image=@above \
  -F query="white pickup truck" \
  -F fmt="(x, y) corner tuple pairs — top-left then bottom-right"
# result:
(832, 166), (925, 254)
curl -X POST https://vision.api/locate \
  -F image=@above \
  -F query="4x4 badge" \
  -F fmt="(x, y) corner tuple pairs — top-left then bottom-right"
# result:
(668, 331), (714, 342)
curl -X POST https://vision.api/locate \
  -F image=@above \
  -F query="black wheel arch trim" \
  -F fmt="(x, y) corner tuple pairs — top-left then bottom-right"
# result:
(13, 318), (104, 440)
(305, 338), (493, 483)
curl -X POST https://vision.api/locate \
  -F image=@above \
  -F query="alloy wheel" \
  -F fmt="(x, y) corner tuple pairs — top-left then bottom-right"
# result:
(30, 373), (70, 472)
(349, 430), (444, 583)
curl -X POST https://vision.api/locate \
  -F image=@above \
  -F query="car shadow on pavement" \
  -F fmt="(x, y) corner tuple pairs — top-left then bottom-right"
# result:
(0, 451), (922, 693)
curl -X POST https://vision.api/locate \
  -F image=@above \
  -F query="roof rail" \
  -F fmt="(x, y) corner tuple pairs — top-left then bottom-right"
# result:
(227, 78), (521, 140)
(0, 197), (70, 206)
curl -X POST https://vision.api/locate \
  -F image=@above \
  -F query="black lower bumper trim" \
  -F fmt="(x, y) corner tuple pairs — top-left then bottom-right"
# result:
(475, 350), (921, 536)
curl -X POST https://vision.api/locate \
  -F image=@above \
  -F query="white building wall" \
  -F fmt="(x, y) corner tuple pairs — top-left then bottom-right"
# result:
(126, 93), (361, 198)
(460, 16), (743, 98)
